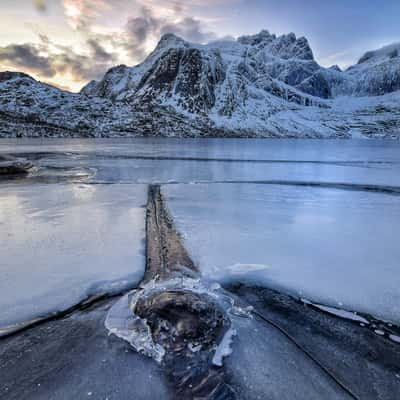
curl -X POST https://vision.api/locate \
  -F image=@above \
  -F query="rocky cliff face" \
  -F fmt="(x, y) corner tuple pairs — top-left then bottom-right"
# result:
(83, 31), (326, 107)
(1, 31), (400, 139)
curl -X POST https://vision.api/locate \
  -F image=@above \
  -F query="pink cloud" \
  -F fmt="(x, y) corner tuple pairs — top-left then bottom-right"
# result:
(62, 0), (110, 29)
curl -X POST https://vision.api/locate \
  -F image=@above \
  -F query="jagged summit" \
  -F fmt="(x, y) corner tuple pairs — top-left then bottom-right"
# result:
(1, 30), (400, 139)
(82, 28), (324, 108)
(156, 33), (188, 49)
(238, 30), (314, 61)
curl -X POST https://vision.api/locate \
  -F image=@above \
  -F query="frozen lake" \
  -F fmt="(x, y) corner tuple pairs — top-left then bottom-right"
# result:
(2, 138), (400, 188)
(163, 183), (400, 323)
(1, 138), (400, 329)
(0, 183), (146, 331)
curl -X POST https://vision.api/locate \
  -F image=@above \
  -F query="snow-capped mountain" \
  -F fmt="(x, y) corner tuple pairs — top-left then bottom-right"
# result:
(1, 31), (400, 138)
(82, 31), (327, 109)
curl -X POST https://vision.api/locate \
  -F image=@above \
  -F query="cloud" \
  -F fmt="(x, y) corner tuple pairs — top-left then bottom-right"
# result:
(0, 35), (115, 84)
(33, 0), (47, 12)
(86, 38), (115, 62)
(62, 0), (236, 28)
(120, 6), (217, 60)
(160, 16), (217, 43)
(2, 0), (225, 89)
(136, 0), (238, 13)
(0, 43), (54, 77)
(62, 0), (109, 30)
(62, 1), (219, 50)
(121, 7), (161, 59)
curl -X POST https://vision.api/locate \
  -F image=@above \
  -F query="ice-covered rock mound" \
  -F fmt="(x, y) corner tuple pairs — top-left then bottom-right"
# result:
(105, 277), (250, 366)
(105, 278), (252, 399)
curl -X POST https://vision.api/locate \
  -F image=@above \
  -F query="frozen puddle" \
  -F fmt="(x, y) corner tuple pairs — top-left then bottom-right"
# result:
(163, 183), (400, 324)
(0, 183), (146, 332)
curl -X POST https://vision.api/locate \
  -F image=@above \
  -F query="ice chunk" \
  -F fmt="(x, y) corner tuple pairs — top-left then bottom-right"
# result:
(389, 335), (400, 344)
(105, 293), (166, 363)
(301, 300), (370, 324)
(212, 328), (237, 367)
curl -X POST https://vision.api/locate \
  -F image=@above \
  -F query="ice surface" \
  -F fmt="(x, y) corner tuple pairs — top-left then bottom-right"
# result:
(2, 137), (400, 164)
(3, 138), (400, 189)
(1, 138), (399, 400)
(2, 138), (400, 329)
(0, 183), (146, 329)
(163, 183), (400, 324)
(84, 157), (400, 190)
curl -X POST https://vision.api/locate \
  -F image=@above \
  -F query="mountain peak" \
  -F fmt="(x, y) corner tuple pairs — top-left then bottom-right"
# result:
(237, 30), (313, 61)
(237, 30), (274, 45)
(156, 33), (187, 50)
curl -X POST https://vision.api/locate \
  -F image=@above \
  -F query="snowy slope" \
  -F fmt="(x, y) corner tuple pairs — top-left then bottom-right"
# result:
(1, 31), (400, 138)
(322, 43), (400, 97)
(0, 71), (226, 138)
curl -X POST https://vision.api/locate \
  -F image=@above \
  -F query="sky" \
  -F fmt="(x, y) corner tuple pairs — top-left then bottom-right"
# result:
(0, 0), (399, 91)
